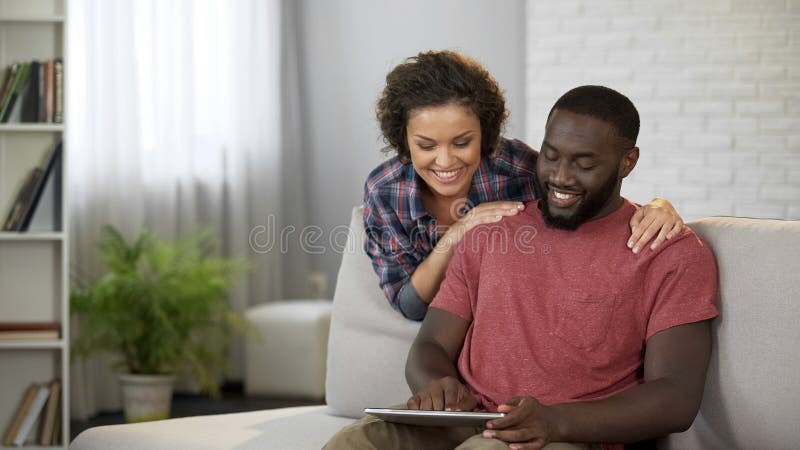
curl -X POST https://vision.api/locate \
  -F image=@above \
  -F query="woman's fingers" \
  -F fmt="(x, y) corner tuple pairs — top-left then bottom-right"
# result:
(666, 219), (684, 240)
(649, 226), (669, 251)
(629, 211), (656, 253)
(627, 207), (647, 248)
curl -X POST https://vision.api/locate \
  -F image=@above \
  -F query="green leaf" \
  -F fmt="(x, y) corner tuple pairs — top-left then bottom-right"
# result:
(70, 224), (251, 396)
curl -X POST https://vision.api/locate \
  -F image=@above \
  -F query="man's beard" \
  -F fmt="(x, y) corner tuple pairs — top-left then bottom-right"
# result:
(537, 173), (619, 231)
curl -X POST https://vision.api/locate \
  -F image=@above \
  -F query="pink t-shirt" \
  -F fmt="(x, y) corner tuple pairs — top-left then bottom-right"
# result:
(431, 199), (718, 413)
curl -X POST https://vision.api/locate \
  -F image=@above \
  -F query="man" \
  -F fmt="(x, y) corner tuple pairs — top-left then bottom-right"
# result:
(325, 86), (718, 450)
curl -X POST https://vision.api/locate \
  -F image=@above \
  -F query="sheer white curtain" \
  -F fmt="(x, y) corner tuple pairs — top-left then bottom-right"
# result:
(67, 0), (306, 419)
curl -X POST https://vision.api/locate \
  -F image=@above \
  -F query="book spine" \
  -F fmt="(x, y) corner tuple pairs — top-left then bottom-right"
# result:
(0, 322), (61, 332)
(1, 385), (38, 446)
(53, 59), (63, 123)
(20, 61), (39, 123)
(45, 60), (54, 123)
(0, 64), (16, 111)
(38, 380), (61, 446)
(4, 168), (41, 231)
(12, 385), (50, 446)
(18, 141), (62, 231)
(0, 330), (60, 340)
(37, 62), (46, 122)
(1, 62), (31, 122)
(2, 170), (36, 231)
(0, 63), (24, 122)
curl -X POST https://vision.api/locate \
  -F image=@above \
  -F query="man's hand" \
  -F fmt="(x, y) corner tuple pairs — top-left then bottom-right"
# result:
(406, 376), (477, 412)
(628, 197), (684, 254)
(483, 396), (560, 450)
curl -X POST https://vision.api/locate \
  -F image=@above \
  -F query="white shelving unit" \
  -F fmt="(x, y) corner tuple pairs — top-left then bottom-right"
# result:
(0, 0), (68, 448)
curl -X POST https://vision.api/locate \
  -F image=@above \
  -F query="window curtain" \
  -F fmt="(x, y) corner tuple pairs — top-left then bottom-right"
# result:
(67, 0), (309, 419)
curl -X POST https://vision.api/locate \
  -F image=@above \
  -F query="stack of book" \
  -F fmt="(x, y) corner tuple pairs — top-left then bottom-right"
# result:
(0, 322), (60, 341)
(2, 140), (62, 232)
(2, 380), (62, 446)
(0, 59), (64, 124)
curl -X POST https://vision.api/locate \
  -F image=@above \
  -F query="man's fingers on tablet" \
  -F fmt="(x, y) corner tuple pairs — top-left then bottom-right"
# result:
(419, 394), (432, 411)
(458, 384), (475, 411)
(432, 389), (446, 411)
(406, 395), (420, 410)
(444, 383), (458, 411)
(488, 406), (522, 429)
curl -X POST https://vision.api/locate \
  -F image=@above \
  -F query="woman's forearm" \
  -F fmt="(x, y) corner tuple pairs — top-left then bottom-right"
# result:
(409, 236), (457, 303)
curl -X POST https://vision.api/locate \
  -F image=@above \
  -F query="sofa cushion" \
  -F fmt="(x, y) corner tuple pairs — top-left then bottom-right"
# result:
(244, 300), (331, 399)
(661, 217), (800, 449)
(324, 206), (421, 418)
(70, 405), (353, 450)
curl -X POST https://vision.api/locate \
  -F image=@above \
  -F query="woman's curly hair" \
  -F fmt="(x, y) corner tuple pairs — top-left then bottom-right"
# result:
(376, 50), (508, 162)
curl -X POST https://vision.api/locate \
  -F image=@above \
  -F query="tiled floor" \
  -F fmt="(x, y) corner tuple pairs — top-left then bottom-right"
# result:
(70, 385), (321, 441)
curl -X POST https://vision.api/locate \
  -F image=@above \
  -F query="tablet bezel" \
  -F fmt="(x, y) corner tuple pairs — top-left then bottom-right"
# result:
(363, 407), (505, 427)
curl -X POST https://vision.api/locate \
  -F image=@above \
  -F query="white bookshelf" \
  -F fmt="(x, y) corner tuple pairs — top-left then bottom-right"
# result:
(0, 16), (65, 24)
(0, 0), (68, 448)
(0, 232), (64, 241)
(0, 124), (64, 132)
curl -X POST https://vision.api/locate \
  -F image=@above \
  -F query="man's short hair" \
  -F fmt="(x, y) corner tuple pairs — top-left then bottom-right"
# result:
(547, 85), (640, 146)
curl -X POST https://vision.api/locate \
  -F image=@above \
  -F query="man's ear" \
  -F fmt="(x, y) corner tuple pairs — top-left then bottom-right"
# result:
(619, 147), (639, 178)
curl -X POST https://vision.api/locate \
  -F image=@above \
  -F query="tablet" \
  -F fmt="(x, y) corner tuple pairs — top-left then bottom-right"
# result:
(364, 408), (505, 427)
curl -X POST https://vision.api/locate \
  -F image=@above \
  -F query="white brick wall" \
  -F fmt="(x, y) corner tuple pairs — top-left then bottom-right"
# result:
(525, 0), (800, 220)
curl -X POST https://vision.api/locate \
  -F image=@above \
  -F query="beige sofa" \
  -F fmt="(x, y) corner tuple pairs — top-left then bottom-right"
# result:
(70, 207), (800, 450)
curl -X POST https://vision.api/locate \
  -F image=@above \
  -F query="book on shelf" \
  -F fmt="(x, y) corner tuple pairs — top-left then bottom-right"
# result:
(12, 384), (50, 446)
(38, 62), (47, 123)
(2, 380), (62, 446)
(2, 168), (38, 231)
(1, 140), (63, 232)
(0, 322), (60, 341)
(38, 379), (61, 446)
(50, 402), (61, 445)
(21, 60), (40, 123)
(17, 141), (62, 231)
(45, 60), (55, 123)
(54, 59), (63, 124)
(0, 59), (64, 124)
(0, 64), (17, 114)
(2, 384), (38, 446)
(0, 62), (30, 123)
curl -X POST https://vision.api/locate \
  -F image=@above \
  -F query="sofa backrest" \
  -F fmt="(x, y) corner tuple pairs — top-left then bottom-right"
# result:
(325, 206), (419, 418)
(326, 207), (800, 448)
(660, 217), (799, 450)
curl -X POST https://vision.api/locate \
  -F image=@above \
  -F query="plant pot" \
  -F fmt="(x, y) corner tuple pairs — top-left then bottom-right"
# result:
(118, 373), (175, 423)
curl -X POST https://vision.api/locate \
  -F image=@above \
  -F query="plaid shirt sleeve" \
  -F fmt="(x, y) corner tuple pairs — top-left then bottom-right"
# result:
(363, 187), (423, 311)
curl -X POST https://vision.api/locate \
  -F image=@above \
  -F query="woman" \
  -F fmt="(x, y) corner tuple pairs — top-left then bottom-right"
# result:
(364, 50), (683, 320)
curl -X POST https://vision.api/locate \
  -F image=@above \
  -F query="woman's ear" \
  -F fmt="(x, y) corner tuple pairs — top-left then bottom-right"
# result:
(619, 147), (639, 178)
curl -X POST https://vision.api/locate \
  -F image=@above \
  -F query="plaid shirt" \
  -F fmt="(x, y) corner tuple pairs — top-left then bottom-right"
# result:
(363, 138), (540, 311)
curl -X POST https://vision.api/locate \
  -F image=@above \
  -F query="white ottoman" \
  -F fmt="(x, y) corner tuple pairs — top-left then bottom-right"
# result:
(244, 299), (332, 399)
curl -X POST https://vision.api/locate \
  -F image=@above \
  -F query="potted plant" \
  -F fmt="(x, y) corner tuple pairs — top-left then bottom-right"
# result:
(71, 225), (250, 422)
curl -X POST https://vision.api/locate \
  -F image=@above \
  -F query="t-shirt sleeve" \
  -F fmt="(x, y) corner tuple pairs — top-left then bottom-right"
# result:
(645, 233), (719, 340)
(363, 189), (422, 312)
(429, 235), (480, 322)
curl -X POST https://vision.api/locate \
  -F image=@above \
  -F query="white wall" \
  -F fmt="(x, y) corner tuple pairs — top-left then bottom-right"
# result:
(297, 0), (527, 296)
(525, 0), (800, 221)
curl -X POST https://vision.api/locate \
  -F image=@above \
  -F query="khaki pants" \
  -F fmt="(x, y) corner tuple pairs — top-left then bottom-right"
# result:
(323, 412), (595, 450)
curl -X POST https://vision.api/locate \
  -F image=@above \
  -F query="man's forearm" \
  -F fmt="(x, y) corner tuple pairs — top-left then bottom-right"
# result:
(549, 378), (701, 444)
(405, 340), (460, 393)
